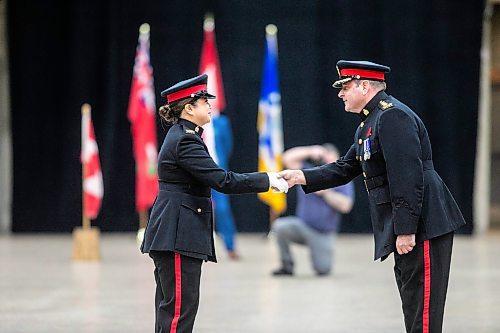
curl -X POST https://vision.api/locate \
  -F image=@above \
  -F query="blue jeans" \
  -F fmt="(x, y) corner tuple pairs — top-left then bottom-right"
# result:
(211, 190), (237, 251)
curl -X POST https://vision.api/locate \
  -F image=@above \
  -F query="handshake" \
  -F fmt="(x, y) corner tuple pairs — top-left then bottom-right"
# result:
(267, 170), (307, 193)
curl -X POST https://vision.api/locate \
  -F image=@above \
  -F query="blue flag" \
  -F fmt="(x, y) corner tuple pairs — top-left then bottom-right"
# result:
(257, 25), (286, 215)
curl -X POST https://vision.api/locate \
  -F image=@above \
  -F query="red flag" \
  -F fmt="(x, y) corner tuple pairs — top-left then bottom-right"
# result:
(128, 23), (158, 212)
(199, 14), (225, 164)
(81, 104), (103, 220)
(199, 14), (226, 114)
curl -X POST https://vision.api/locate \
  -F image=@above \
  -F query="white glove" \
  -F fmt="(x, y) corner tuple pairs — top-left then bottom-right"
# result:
(267, 172), (289, 193)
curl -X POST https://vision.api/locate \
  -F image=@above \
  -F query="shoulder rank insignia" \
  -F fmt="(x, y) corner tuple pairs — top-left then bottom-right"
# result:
(185, 129), (196, 134)
(379, 100), (393, 110)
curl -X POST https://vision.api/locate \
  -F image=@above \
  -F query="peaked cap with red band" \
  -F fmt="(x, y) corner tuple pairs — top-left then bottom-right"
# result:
(332, 60), (391, 88)
(161, 74), (216, 103)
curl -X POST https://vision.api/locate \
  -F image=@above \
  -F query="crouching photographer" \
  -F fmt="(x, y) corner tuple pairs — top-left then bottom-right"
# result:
(271, 143), (355, 276)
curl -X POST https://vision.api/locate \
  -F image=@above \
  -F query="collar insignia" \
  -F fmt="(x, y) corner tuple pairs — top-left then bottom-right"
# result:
(362, 109), (370, 116)
(185, 129), (196, 134)
(379, 100), (393, 110)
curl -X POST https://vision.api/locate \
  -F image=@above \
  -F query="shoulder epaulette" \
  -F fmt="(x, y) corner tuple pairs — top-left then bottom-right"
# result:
(379, 100), (393, 110)
(185, 129), (196, 134)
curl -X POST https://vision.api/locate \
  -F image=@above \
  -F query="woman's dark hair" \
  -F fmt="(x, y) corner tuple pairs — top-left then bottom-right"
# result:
(158, 96), (200, 124)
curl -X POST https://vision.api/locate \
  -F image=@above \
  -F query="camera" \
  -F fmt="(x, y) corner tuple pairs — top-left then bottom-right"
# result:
(306, 157), (325, 167)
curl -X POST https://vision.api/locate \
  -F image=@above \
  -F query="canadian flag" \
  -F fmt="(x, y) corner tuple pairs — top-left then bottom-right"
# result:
(199, 14), (226, 164)
(81, 104), (103, 220)
(128, 23), (158, 212)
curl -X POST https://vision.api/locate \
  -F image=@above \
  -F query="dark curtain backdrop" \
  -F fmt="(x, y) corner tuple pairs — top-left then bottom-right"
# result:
(8, 1), (482, 233)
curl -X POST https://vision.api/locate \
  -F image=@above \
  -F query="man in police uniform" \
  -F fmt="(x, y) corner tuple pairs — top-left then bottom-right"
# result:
(279, 60), (466, 333)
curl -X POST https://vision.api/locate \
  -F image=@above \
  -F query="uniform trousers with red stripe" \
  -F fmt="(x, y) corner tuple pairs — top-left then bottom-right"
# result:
(393, 232), (454, 333)
(149, 251), (203, 333)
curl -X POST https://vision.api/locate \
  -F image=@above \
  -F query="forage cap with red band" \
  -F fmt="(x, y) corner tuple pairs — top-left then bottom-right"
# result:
(161, 74), (216, 103)
(332, 60), (391, 88)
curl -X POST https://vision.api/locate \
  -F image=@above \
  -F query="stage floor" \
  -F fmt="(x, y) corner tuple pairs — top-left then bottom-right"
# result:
(0, 232), (499, 332)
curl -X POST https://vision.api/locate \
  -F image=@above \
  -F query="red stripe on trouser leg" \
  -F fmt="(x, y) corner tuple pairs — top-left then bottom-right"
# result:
(170, 253), (182, 333)
(423, 240), (431, 333)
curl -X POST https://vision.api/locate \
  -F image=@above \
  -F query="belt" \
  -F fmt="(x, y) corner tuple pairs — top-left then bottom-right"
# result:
(159, 182), (211, 197)
(364, 160), (434, 192)
(364, 175), (386, 192)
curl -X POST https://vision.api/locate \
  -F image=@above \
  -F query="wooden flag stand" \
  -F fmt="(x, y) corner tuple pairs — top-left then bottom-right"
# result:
(136, 210), (148, 246)
(72, 218), (101, 261)
(73, 103), (101, 261)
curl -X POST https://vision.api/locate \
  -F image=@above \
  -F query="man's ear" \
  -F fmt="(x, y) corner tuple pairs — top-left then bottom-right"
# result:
(362, 80), (370, 95)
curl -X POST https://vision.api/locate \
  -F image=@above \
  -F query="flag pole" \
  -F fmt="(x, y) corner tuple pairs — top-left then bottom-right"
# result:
(139, 210), (148, 229)
(137, 22), (150, 234)
(139, 22), (150, 35)
(265, 23), (283, 230)
(266, 23), (278, 36)
(132, 22), (156, 246)
(204, 12), (214, 29)
(81, 103), (91, 230)
(74, 103), (100, 261)
(269, 209), (279, 225)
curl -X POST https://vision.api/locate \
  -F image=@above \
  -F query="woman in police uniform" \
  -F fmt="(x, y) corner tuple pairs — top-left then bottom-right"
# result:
(141, 74), (286, 333)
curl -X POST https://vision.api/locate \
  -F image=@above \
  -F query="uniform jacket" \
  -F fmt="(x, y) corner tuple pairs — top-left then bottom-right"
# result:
(302, 91), (466, 261)
(141, 119), (269, 262)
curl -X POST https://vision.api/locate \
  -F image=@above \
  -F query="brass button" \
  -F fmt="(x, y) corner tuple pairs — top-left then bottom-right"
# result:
(197, 208), (202, 213)
(358, 139), (362, 145)
(360, 122), (364, 128)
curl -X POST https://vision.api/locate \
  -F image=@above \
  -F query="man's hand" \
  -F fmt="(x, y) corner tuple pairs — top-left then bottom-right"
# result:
(277, 169), (306, 189)
(396, 234), (416, 255)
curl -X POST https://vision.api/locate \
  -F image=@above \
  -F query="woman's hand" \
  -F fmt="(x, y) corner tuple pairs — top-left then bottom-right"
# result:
(267, 172), (289, 193)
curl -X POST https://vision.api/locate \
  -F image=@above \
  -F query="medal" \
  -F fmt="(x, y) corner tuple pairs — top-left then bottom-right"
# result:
(363, 127), (372, 161)
(363, 138), (371, 160)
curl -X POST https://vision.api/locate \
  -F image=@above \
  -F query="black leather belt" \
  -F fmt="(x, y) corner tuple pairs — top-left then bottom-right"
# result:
(364, 175), (386, 192)
(159, 182), (211, 197)
(364, 160), (434, 192)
